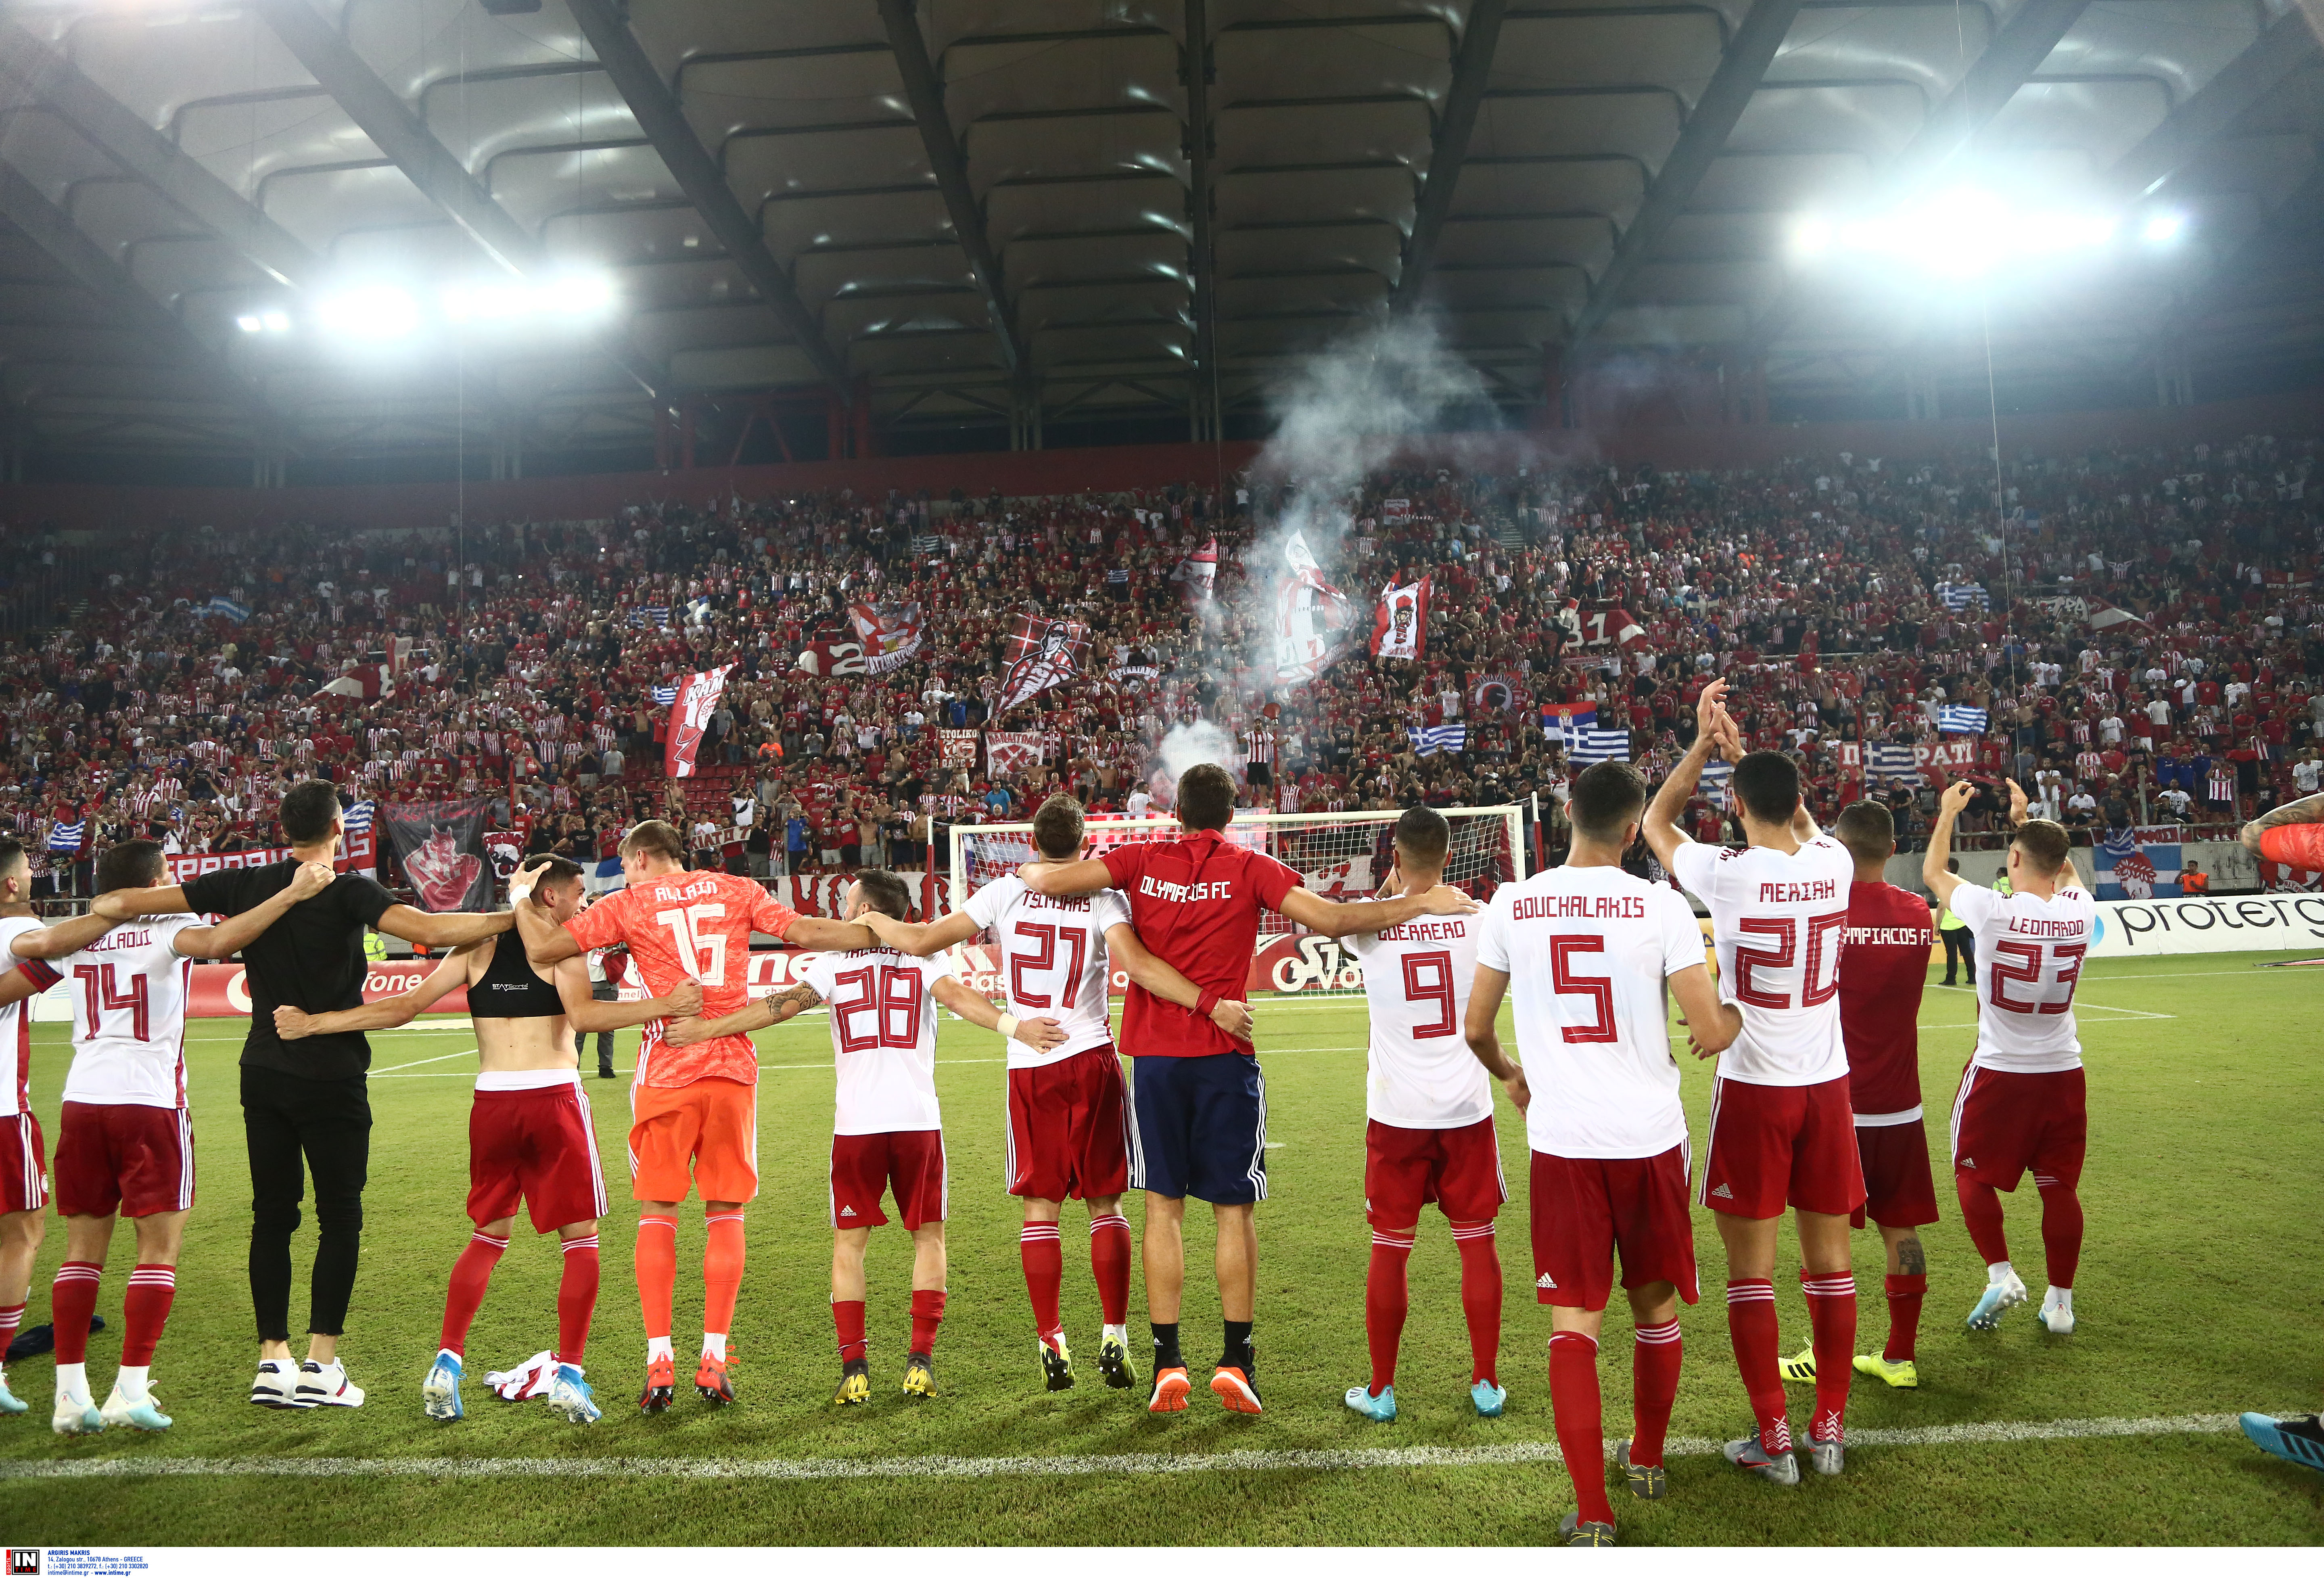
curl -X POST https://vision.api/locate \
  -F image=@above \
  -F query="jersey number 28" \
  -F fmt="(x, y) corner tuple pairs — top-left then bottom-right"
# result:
(827, 964), (924, 1053)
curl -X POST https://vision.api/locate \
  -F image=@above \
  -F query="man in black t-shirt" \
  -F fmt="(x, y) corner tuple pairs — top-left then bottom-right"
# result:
(96, 781), (514, 1410)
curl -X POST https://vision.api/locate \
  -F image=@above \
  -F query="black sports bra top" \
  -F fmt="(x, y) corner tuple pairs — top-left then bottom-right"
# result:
(471, 934), (565, 1019)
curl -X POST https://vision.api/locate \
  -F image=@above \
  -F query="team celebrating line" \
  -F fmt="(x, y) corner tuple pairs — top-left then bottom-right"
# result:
(0, 682), (2134, 1545)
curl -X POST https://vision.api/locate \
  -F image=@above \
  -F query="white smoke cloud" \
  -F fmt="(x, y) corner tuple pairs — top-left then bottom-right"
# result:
(1154, 720), (1239, 804)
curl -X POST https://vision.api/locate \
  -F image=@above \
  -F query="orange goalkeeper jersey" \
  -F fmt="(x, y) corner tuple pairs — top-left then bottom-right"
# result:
(564, 870), (800, 1089)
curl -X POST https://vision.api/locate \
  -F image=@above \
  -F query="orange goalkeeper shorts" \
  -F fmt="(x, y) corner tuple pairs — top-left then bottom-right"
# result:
(2259, 822), (2324, 873)
(628, 1078), (759, 1204)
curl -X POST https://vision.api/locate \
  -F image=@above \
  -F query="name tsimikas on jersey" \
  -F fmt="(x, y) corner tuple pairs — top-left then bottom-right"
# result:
(1016, 891), (1095, 914)
(1375, 918), (1470, 943)
(1137, 875), (1234, 903)
(1509, 894), (1647, 922)
(1758, 880), (1838, 904)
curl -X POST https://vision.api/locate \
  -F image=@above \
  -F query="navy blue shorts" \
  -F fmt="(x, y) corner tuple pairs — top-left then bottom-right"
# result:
(1128, 1052), (1267, 1205)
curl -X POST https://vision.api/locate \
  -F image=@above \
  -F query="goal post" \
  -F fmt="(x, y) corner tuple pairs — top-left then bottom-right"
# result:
(947, 805), (1526, 999)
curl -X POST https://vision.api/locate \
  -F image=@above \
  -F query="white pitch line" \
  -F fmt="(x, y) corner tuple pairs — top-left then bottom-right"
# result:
(371, 1050), (478, 1074)
(0, 1411), (2249, 1483)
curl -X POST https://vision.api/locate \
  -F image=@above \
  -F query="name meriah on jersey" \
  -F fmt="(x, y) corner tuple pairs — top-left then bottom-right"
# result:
(21, 915), (202, 1109)
(1948, 883), (2094, 1073)
(1348, 908), (1489, 1129)
(799, 945), (954, 1135)
(1672, 836), (1854, 1088)
(1838, 880), (1935, 1122)
(963, 876), (1129, 1068)
(1477, 864), (1705, 1160)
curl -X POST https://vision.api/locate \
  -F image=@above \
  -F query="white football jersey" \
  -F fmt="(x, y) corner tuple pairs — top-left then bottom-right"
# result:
(25, 915), (202, 1109)
(0, 916), (43, 1119)
(1671, 835), (1854, 1088)
(962, 876), (1130, 1068)
(799, 945), (954, 1135)
(1948, 882), (2093, 1072)
(1479, 864), (1705, 1159)
(1348, 908), (1490, 1129)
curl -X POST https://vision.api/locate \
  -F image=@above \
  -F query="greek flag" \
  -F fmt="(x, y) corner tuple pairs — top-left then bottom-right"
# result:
(47, 820), (84, 851)
(629, 605), (671, 629)
(1938, 705), (1988, 734)
(2100, 826), (2138, 861)
(1865, 744), (1920, 784)
(1568, 727), (1631, 765)
(1408, 724), (1466, 757)
(1699, 758), (1734, 808)
(205, 596), (251, 623)
(651, 683), (679, 707)
(1939, 583), (1989, 611)
(342, 800), (373, 836)
(911, 533), (943, 556)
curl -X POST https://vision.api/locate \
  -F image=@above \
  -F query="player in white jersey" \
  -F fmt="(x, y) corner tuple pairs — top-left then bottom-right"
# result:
(1337, 807), (1508, 1425)
(1645, 679), (1864, 1485)
(663, 870), (1060, 1405)
(0, 837), (117, 1414)
(1924, 778), (2094, 1337)
(9, 841), (330, 1433)
(1466, 764), (1739, 1546)
(856, 795), (1249, 1395)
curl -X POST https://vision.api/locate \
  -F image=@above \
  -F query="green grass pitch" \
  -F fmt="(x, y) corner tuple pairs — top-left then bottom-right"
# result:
(1, 951), (2318, 1546)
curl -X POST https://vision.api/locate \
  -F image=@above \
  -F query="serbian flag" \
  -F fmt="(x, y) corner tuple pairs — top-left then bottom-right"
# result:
(1169, 539), (1217, 604)
(847, 600), (924, 673)
(665, 662), (734, 779)
(1541, 701), (1597, 742)
(1370, 577), (1429, 660)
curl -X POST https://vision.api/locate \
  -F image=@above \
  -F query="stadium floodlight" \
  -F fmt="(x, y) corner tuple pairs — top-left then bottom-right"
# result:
(535, 271), (616, 318)
(236, 310), (293, 334)
(2142, 211), (2186, 244)
(315, 285), (421, 340)
(1788, 188), (2128, 280)
(441, 272), (616, 325)
(236, 314), (263, 332)
(440, 280), (533, 324)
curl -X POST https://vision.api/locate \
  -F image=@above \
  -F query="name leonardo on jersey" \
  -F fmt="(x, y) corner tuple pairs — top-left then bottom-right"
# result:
(1509, 894), (1645, 922)
(1138, 875), (1233, 903)
(1758, 880), (1837, 904)
(2004, 914), (2088, 938)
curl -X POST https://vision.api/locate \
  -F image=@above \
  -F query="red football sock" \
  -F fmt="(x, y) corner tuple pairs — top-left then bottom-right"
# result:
(2035, 1176), (2082, 1290)
(51, 1261), (100, 1366)
(1630, 1318), (1683, 1467)
(1956, 1177), (2011, 1267)
(833, 1299), (867, 1363)
(0, 1299), (25, 1361)
(1549, 1330), (1614, 1526)
(121, 1264), (177, 1367)
(1883, 1273), (1927, 1362)
(909, 1288), (947, 1354)
(702, 1210), (746, 1340)
(1800, 1270), (1856, 1443)
(1020, 1221), (1064, 1344)
(438, 1231), (508, 1357)
(1452, 1222), (1501, 1387)
(1364, 1229), (1413, 1395)
(1725, 1277), (1790, 1454)
(1088, 1212), (1131, 1325)
(635, 1214), (678, 1344)
(557, 1234), (600, 1366)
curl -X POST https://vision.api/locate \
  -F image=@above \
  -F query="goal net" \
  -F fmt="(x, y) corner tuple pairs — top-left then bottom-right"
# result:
(949, 806), (1525, 999)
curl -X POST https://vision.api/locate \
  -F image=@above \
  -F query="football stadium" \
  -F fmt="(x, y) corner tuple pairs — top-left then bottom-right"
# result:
(0, 0), (2319, 1557)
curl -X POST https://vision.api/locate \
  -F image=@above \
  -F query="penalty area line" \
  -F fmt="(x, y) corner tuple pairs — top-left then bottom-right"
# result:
(0, 1411), (2249, 1482)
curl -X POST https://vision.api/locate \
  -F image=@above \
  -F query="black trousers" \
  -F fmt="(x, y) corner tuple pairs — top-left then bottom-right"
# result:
(240, 1066), (371, 1342)
(591, 981), (618, 1065)
(1940, 927), (1976, 984)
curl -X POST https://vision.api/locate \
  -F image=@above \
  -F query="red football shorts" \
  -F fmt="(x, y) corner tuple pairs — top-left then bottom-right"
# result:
(467, 1081), (609, 1233)
(54, 1102), (193, 1219)
(628, 1077), (759, 1204)
(1852, 1120), (1940, 1230)
(1699, 1074), (1866, 1220)
(831, 1130), (947, 1230)
(0, 1113), (46, 1214)
(1530, 1145), (1699, 1312)
(1006, 1045), (1129, 1203)
(2260, 822), (2324, 872)
(1949, 1063), (2087, 1193)
(1365, 1116), (1506, 1229)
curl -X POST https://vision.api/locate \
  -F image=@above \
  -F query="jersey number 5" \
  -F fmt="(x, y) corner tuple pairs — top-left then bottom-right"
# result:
(73, 962), (149, 1042)
(653, 903), (728, 986)
(828, 965), (925, 1053)
(1548, 935), (1618, 1044)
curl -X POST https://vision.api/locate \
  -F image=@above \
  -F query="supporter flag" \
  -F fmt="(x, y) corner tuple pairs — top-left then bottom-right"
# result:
(846, 600), (925, 674)
(204, 596), (251, 623)
(1939, 582), (1990, 612)
(937, 729), (979, 768)
(387, 636), (414, 677)
(665, 663), (735, 780)
(2095, 825), (2181, 900)
(2084, 595), (2149, 631)
(1408, 724), (1466, 757)
(1864, 744), (1920, 785)
(985, 731), (1051, 779)
(1275, 531), (1354, 684)
(316, 664), (393, 702)
(1381, 498), (1412, 520)
(629, 605), (671, 628)
(1169, 539), (1217, 604)
(650, 682), (679, 707)
(1582, 607), (1647, 649)
(1699, 758), (1735, 809)
(1370, 577), (1430, 660)
(997, 613), (1089, 715)
(46, 819), (84, 853)
(1541, 702), (1597, 742)
(342, 800), (374, 837)
(482, 830), (526, 882)
(911, 533), (943, 556)
(1472, 672), (1521, 713)
(1567, 727), (1632, 765)
(1937, 705), (1988, 734)
(380, 798), (492, 912)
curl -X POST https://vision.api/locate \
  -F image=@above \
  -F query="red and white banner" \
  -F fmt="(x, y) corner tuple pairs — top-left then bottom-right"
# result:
(1169, 539), (1217, 604)
(792, 639), (870, 676)
(846, 601), (924, 674)
(938, 729), (980, 768)
(665, 662), (734, 779)
(985, 730), (1051, 780)
(1275, 531), (1353, 685)
(1370, 576), (1429, 660)
(1581, 606), (1647, 648)
(166, 830), (377, 887)
(996, 614), (1087, 716)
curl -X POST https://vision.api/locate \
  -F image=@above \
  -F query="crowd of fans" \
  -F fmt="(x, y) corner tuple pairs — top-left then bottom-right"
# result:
(2, 426), (2318, 906)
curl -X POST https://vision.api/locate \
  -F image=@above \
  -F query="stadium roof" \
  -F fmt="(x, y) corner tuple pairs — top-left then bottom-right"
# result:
(0, 0), (2318, 477)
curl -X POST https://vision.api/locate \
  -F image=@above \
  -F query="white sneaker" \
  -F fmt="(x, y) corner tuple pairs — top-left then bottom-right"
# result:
(250, 1359), (309, 1409)
(2038, 1295), (2076, 1336)
(295, 1359), (365, 1408)
(52, 1388), (102, 1436)
(99, 1381), (172, 1432)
